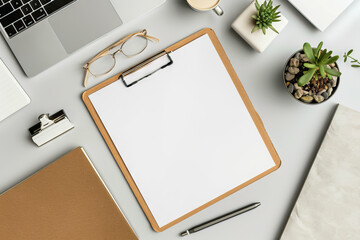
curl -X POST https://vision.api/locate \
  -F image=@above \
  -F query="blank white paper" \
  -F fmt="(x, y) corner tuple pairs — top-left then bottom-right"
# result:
(89, 34), (275, 227)
(0, 59), (30, 122)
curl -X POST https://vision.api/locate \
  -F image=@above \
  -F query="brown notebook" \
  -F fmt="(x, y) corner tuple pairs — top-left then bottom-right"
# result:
(0, 147), (137, 240)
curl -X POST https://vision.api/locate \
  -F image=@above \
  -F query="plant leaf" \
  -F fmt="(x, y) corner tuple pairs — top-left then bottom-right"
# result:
(320, 51), (333, 64)
(272, 5), (280, 13)
(251, 14), (258, 19)
(328, 74), (333, 80)
(303, 42), (315, 63)
(260, 3), (265, 11)
(314, 74), (318, 81)
(269, 25), (279, 34)
(351, 60), (358, 63)
(315, 41), (323, 57)
(347, 49), (353, 56)
(351, 64), (360, 68)
(344, 56), (348, 62)
(319, 65), (326, 78)
(324, 67), (341, 77)
(298, 68), (317, 87)
(318, 49), (327, 63)
(303, 63), (317, 69)
(262, 26), (266, 35)
(251, 25), (260, 33)
(325, 55), (339, 64)
(255, 0), (260, 10)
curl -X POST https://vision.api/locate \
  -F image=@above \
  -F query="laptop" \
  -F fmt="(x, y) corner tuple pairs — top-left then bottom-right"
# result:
(0, 0), (166, 77)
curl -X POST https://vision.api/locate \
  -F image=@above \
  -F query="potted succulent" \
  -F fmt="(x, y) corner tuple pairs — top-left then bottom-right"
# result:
(284, 42), (342, 104)
(231, 0), (288, 53)
(251, 0), (281, 35)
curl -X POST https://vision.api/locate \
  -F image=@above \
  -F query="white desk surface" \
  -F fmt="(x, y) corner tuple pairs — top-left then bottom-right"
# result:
(1, 0), (359, 239)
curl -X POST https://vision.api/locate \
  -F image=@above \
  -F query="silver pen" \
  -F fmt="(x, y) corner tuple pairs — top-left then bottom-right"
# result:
(180, 202), (261, 237)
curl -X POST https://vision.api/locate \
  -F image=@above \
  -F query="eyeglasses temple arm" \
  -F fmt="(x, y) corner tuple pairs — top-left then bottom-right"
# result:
(146, 35), (160, 42)
(83, 68), (90, 87)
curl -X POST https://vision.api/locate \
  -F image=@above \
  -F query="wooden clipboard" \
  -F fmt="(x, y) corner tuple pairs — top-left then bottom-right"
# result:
(83, 28), (281, 232)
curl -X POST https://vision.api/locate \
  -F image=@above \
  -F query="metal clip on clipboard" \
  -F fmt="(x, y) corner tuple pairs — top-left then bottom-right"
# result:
(119, 51), (173, 87)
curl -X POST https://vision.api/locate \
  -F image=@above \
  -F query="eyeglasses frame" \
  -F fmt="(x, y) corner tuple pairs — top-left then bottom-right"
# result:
(83, 29), (159, 87)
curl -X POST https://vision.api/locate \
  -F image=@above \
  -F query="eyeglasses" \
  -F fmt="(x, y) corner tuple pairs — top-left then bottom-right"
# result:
(83, 29), (159, 87)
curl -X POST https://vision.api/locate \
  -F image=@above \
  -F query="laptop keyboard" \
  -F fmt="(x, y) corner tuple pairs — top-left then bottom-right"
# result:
(0, 0), (77, 38)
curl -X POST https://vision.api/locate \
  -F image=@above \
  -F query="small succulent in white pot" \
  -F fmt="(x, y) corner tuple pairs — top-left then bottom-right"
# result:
(251, 0), (281, 35)
(231, 0), (288, 53)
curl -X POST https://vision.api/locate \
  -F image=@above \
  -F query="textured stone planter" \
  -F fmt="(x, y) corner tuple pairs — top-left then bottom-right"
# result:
(283, 50), (340, 105)
(231, 0), (288, 53)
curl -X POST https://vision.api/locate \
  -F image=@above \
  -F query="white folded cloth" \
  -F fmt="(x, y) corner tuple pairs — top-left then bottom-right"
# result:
(280, 104), (360, 240)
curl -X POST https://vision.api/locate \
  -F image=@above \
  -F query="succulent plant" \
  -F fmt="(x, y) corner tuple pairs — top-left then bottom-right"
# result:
(298, 42), (342, 87)
(251, 0), (281, 35)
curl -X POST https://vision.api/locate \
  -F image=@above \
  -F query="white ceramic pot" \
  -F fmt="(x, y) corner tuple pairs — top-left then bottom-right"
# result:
(231, 0), (288, 53)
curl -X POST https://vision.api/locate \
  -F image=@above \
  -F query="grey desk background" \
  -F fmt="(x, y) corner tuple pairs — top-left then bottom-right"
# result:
(1, 0), (359, 239)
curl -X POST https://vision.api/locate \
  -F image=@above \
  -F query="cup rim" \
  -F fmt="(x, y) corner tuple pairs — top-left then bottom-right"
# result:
(186, 0), (220, 11)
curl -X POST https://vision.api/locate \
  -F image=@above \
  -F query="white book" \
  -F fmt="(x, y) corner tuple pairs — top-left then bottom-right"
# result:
(289, 0), (354, 31)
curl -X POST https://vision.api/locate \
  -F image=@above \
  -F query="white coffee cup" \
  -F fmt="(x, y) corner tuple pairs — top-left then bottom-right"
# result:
(186, 0), (224, 16)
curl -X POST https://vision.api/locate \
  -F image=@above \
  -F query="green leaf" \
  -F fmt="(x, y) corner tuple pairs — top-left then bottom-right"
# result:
(328, 74), (333, 80)
(347, 49), (353, 56)
(325, 56), (339, 64)
(304, 63), (317, 69)
(324, 67), (341, 77)
(318, 49), (327, 63)
(262, 26), (266, 35)
(269, 25), (279, 34)
(255, 0), (260, 10)
(251, 14), (258, 19)
(251, 25), (260, 33)
(260, 3), (265, 11)
(351, 60), (358, 63)
(344, 56), (348, 62)
(351, 64), (360, 68)
(319, 65), (326, 79)
(303, 42), (315, 63)
(320, 51), (333, 64)
(272, 5), (280, 13)
(315, 41), (323, 57)
(314, 74), (318, 81)
(298, 68), (317, 87)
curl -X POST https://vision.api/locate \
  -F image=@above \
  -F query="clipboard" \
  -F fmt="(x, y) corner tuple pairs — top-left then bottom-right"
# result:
(83, 28), (281, 232)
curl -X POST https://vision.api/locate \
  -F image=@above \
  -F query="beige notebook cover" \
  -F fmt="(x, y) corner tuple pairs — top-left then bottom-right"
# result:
(281, 105), (360, 239)
(0, 147), (137, 240)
